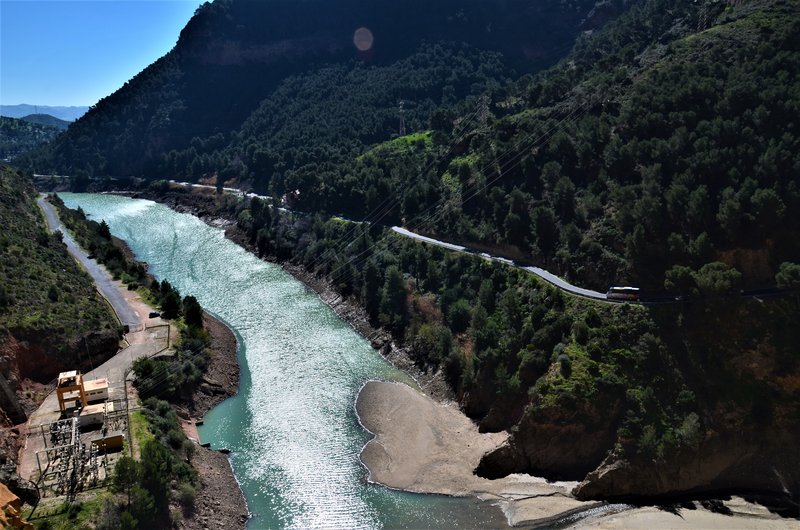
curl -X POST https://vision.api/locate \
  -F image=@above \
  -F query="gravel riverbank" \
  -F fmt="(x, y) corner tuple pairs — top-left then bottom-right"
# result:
(110, 216), (248, 530)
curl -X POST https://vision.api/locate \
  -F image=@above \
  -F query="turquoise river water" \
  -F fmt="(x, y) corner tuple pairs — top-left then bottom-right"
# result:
(60, 194), (508, 529)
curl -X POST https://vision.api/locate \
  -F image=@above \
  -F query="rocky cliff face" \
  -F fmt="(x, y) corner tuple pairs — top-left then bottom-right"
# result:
(0, 310), (120, 429)
(574, 431), (800, 501)
(477, 397), (620, 480)
(2, 331), (119, 386)
(476, 296), (800, 504)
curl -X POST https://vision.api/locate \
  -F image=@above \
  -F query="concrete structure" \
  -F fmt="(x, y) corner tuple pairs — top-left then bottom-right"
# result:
(56, 371), (86, 412)
(56, 371), (110, 412)
(91, 430), (125, 452)
(83, 378), (109, 403)
(78, 402), (114, 427)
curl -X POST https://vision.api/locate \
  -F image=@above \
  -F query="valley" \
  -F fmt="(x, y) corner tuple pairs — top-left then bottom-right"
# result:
(1, 0), (799, 527)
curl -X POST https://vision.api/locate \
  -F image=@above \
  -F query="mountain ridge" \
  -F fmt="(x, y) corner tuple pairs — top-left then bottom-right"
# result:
(0, 104), (87, 122)
(21, 0), (604, 178)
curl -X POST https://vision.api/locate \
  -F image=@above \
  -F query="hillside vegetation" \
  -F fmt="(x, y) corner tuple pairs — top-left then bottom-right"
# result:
(0, 164), (119, 395)
(227, 188), (800, 499)
(279, 0), (800, 293)
(21, 0), (601, 179)
(0, 117), (62, 161)
(13, 0), (800, 505)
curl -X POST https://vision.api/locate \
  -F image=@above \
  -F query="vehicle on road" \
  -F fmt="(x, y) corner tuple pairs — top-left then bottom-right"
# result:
(606, 286), (640, 301)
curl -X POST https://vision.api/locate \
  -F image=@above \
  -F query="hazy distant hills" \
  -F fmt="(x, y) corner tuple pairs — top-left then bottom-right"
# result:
(0, 104), (88, 122)
(20, 114), (70, 131)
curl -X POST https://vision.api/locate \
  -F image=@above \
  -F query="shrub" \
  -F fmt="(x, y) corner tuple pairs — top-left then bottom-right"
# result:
(177, 483), (197, 513)
(572, 320), (589, 345)
(557, 353), (572, 378)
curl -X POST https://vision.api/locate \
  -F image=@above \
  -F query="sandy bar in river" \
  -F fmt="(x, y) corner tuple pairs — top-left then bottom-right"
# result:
(356, 380), (593, 526)
(356, 381), (800, 528)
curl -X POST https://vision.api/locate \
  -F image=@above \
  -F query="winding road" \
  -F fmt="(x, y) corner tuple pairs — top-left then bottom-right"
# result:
(391, 227), (609, 300)
(36, 195), (142, 328)
(171, 181), (612, 301)
(162, 182), (790, 304)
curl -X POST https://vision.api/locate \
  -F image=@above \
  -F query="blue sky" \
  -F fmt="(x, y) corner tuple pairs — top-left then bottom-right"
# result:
(1, 0), (203, 106)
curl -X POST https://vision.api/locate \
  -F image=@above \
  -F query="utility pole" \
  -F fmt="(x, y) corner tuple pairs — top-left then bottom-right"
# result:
(478, 94), (490, 131)
(399, 100), (406, 136)
(124, 367), (132, 459)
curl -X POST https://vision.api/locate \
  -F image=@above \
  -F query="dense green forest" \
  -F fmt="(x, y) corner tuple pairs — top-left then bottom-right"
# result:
(24, 0), (800, 295)
(283, 0), (800, 292)
(21, 0), (599, 177)
(161, 43), (510, 186)
(160, 180), (799, 497)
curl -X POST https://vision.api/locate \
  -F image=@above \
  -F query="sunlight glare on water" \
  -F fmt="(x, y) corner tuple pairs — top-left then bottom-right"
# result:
(59, 193), (508, 530)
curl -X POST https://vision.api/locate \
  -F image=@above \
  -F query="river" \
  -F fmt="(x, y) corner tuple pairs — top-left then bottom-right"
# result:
(60, 193), (508, 529)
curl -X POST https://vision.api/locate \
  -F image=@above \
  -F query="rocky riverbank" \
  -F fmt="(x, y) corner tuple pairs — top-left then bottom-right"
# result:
(179, 313), (247, 530)
(107, 219), (248, 530)
(112, 187), (800, 527)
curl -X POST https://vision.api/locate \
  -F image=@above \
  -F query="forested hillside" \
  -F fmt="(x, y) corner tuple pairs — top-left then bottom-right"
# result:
(0, 164), (120, 422)
(0, 117), (62, 161)
(26, 0), (800, 295)
(285, 0), (800, 293)
(14, 0), (800, 506)
(20, 114), (70, 131)
(21, 0), (602, 178)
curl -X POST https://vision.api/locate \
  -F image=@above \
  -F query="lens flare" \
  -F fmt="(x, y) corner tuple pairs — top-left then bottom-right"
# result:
(353, 27), (374, 52)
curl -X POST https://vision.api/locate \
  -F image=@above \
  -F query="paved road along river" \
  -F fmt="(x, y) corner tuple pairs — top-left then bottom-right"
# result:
(37, 195), (142, 328)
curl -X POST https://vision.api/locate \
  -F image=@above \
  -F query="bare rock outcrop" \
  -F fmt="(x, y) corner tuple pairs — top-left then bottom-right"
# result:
(574, 431), (800, 502)
(476, 401), (619, 481)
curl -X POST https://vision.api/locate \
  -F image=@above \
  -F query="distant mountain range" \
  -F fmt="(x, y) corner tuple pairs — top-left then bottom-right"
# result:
(0, 104), (88, 122)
